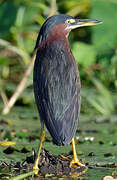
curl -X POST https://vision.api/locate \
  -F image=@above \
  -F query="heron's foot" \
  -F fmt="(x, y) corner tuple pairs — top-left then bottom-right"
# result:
(33, 156), (40, 175)
(33, 163), (39, 175)
(59, 154), (69, 161)
(70, 158), (85, 168)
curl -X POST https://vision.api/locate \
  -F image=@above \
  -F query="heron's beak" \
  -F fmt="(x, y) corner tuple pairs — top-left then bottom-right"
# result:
(76, 19), (102, 26)
(67, 19), (103, 30)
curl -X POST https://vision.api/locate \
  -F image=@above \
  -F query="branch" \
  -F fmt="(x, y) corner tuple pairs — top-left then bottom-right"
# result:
(0, 89), (8, 106)
(2, 53), (36, 115)
(48, 0), (57, 17)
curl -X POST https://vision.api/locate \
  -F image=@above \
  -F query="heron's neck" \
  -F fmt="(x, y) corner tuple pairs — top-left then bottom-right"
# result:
(40, 23), (70, 49)
(40, 33), (70, 54)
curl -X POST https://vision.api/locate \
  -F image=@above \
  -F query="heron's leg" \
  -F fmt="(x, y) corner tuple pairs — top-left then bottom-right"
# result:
(33, 123), (45, 174)
(70, 137), (85, 167)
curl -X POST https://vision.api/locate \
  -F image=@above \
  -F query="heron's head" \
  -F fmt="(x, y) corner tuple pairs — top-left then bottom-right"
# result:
(35, 14), (102, 48)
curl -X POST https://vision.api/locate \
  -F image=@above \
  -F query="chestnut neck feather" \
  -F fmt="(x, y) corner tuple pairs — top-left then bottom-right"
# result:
(39, 24), (70, 51)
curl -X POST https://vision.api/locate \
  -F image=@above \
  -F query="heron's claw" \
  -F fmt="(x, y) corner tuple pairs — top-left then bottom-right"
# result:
(33, 166), (39, 175)
(59, 154), (70, 161)
(70, 158), (85, 168)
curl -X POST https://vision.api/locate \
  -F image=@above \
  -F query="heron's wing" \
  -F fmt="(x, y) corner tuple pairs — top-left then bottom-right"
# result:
(33, 40), (81, 145)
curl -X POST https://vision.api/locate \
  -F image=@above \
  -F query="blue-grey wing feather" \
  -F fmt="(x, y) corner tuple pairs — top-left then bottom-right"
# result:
(33, 40), (81, 145)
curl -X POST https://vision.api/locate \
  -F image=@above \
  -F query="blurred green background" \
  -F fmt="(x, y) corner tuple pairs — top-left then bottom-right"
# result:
(0, 0), (117, 121)
(0, 0), (117, 179)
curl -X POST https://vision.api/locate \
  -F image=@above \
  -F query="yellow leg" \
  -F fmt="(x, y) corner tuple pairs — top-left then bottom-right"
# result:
(33, 124), (45, 174)
(70, 137), (85, 168)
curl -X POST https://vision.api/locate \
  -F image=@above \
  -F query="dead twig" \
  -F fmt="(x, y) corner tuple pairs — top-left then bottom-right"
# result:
(48, 0), (57, 17)
(0, 89), (8, 106)
(2, 53), (36, 115)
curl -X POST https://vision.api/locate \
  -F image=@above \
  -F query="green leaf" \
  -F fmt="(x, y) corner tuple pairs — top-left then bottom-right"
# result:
(83, 79), (114, 117)
(91, 0), (117, 51)
(92, 78), (114, 113)
(10, 171), (34, 180)
(0, 57), (8, 65)
(0, 2), (18, 38)
(72, 42), (96, 66)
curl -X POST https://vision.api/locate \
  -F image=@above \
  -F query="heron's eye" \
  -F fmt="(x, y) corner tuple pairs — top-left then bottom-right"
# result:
(66, 19), (71, 24)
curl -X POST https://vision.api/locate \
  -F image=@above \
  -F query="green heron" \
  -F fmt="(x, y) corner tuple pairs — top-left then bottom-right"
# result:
(33, 14), (102, 172)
